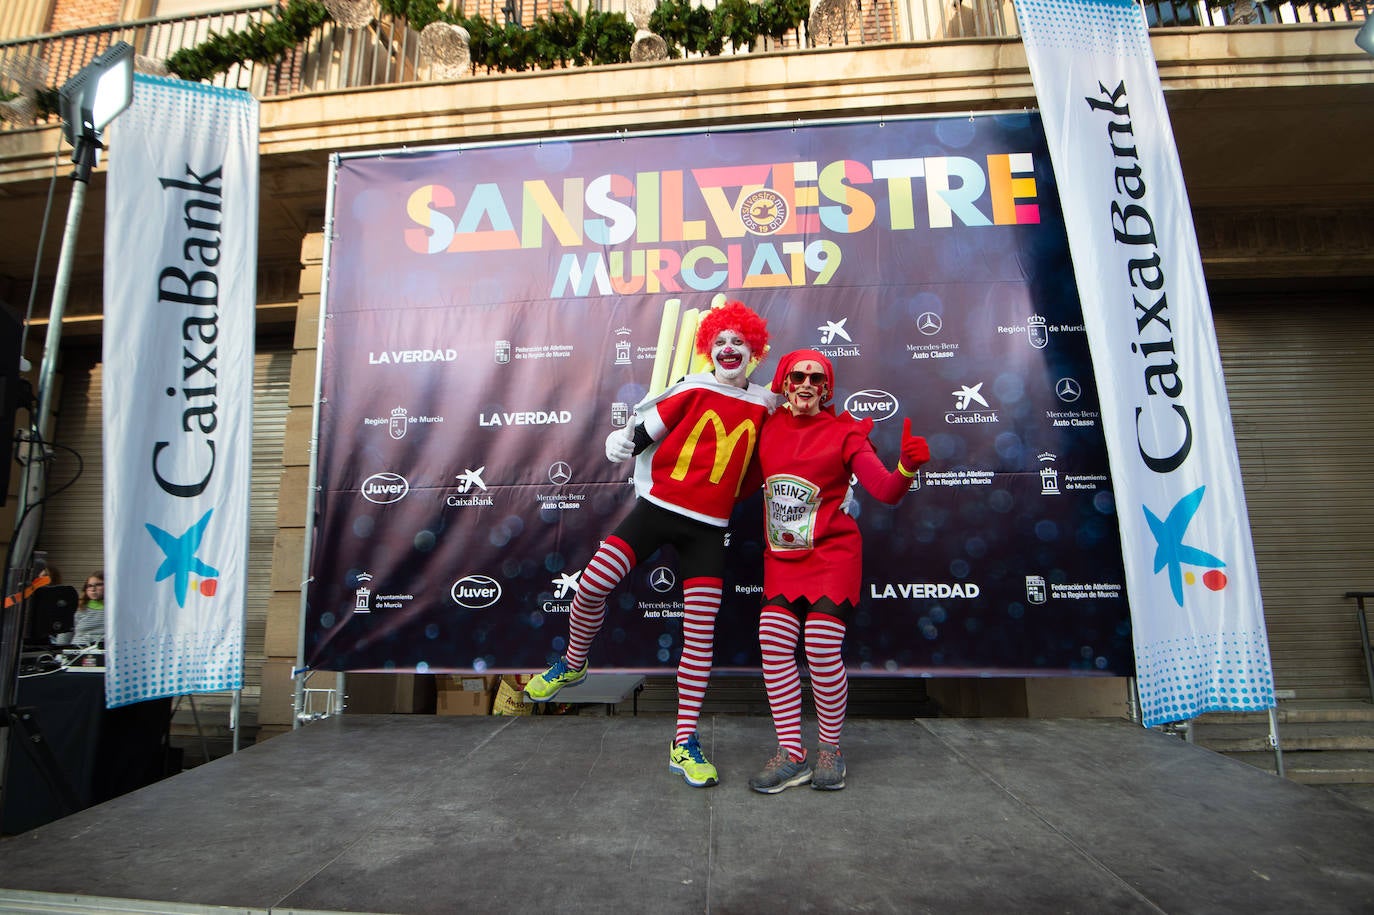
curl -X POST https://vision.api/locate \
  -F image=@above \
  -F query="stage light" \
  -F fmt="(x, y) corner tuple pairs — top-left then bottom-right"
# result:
(30, 41), (134, 445)
(5, 43), (136, 740)
(57, 42), (134, 166)
(1357, 19), (1374, 58)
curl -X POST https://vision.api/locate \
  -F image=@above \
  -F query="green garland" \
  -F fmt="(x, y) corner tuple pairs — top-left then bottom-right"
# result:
(3, 0), (1349, 108)
(166, 0), (330, 83)
(156, 0), (811, 83)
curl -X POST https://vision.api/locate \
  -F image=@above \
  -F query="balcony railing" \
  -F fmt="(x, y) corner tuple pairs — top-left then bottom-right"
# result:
(0, 0), (1367, 130)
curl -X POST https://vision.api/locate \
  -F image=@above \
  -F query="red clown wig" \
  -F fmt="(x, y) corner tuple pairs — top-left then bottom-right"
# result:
(694, 300), (769, 358)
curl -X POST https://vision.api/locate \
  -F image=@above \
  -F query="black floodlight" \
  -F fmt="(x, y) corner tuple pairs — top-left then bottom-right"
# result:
(1358, 18), (1374, 58)
(57, 41), (134, 161)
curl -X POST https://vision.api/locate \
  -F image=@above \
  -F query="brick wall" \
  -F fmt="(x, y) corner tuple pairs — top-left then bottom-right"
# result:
(49, 0), (125, 32)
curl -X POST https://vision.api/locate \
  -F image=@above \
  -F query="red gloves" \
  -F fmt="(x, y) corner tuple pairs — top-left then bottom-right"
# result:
(898, 418), (930, 477)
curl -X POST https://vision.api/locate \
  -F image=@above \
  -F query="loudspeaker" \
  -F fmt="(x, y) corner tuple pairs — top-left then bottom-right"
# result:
(24, 584), (79, 646)
(0, 299), (22, 508)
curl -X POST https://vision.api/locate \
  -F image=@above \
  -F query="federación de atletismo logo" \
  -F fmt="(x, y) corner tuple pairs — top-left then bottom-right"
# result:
(1143, 485), (1227, 607)
(145, 509), (220, 607)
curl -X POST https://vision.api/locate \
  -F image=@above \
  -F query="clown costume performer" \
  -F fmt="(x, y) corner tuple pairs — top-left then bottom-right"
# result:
(748, 349), (930, 793)
(525, 301), (774, 788)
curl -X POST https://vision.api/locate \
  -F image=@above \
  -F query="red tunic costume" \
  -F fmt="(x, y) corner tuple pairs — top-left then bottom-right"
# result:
(749, 348), (928, 786)
(634, 372), (774, 527)
(758, 407), (913, 607)
(526, 300), (776, 780)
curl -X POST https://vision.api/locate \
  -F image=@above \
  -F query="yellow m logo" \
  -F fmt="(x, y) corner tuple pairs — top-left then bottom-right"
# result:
(670, 410), (757, 494)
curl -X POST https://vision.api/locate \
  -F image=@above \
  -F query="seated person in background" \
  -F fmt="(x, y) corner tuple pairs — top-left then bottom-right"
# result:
(55, 570), (105, 648)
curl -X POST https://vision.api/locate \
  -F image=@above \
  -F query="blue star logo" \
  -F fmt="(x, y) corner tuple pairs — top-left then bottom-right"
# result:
(1143, 486), (1225, 607)
(146, 509), (221, 607)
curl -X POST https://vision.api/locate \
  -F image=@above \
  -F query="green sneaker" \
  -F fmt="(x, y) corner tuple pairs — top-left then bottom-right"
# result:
(668, 733), (719, 787)
(524, 657), (587, 702)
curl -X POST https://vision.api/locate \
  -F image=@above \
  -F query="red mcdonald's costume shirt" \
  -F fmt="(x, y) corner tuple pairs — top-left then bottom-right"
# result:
(632, 372), (776, 527)
(759, 408), (910, 605)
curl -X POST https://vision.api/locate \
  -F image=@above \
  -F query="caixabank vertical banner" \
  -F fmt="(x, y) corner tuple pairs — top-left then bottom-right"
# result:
(104, 75), (257, 706)
(1016, 0), (1274, 725)
(303, 115), (1134, 679)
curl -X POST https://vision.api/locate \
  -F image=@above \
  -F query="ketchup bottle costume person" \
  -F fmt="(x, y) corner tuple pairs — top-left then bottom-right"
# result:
(748, 349), (930, 793)
(525, 301), (774, 788)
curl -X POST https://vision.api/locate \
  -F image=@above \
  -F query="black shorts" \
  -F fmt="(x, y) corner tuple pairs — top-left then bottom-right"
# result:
(610, 499), (728, 582)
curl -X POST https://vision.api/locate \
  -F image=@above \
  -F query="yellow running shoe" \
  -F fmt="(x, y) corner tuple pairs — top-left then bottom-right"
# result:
(524, 657), (587, 702)
(669, 733), (719, 787)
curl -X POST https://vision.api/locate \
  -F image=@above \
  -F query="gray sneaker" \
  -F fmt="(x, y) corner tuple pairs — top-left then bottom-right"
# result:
(748, 745), (813, 794)
(811, 742), (846, 790)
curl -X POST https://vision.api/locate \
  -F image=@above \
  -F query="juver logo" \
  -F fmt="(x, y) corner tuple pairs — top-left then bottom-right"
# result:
(362, 472), (410, 504)
(452, 575), (502, 609)
(1143, 485), (1227, 607)
(145, 509), (220, 607)
(844, 389), (898, 421)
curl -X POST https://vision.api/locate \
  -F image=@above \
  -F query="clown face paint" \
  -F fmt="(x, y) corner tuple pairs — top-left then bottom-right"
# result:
(784, 358), (829, 415)
(711, 329), (753, 388)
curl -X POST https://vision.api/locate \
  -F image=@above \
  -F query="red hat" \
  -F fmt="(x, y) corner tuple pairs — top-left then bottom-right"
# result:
(770, 349), (835, 405)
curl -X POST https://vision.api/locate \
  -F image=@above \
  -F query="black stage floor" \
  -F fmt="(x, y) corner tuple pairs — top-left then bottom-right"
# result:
(2, 714), (1373, 914)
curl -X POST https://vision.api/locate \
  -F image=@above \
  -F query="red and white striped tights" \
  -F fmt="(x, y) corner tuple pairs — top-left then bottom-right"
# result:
(759, 606), (849, 761)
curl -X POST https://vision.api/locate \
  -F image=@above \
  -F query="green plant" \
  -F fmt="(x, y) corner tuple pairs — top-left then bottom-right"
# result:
(649, 0), (715, 57)
(155, 0), (809, 84)
(165, 0), (330, 82)
(579, 9), (636, 66)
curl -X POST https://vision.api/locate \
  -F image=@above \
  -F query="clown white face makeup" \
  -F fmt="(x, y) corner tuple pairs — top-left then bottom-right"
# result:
(784, 359), (829, 416)
(710, 329), (753, 388)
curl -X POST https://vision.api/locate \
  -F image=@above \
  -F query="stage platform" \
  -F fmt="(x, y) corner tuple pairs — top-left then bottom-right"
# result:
(2, 714), (1373, 914)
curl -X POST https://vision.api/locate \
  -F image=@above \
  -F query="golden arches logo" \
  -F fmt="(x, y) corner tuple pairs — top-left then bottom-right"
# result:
(670, 410), (757, 494)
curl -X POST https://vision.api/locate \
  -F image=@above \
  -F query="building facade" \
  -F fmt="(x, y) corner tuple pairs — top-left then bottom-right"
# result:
(1, 0), (1372, 742)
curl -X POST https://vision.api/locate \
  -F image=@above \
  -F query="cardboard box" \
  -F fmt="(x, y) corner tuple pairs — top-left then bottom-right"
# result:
(435, 675), (496, 716)
(437, 687), (493, 716)
(345, 673), (436, 714)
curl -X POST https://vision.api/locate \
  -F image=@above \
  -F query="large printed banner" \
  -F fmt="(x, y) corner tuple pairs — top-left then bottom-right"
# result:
(1016, 0), (1274, 724)
(305, 115), (1135, 678)
(103, 75), (257, 707)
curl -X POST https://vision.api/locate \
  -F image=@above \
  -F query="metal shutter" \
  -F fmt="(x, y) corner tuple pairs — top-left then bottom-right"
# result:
(1212, 292), (1374, 700)
(37, 338), (292, 694)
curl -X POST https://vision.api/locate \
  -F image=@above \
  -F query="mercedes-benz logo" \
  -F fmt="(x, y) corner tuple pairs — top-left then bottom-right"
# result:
(917, 312), (943, 336)
(548, 462), (572, 486)
(649, 566), (676, 593)
(1055, 378), (1082, 403)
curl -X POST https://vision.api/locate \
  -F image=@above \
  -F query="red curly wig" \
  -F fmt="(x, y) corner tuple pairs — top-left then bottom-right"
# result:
(694, 300), (769, 357)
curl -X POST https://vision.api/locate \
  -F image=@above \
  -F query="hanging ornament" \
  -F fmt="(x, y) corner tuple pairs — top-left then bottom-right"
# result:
(630, 29), (668, 62)
(322, 0), (379, 29)
(420, 22), (472, 79)
(808, 0), (859, 45)
(135, 55), (170, 77)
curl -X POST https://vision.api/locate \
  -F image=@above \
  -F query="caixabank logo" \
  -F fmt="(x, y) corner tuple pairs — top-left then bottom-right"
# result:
(145, 508), (220, 607)
(1143, 485), (1227, 607)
